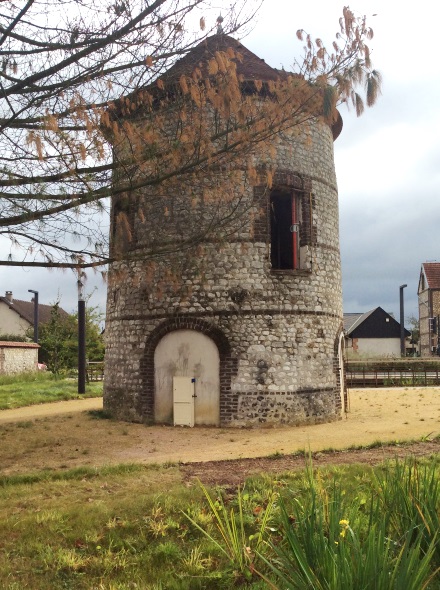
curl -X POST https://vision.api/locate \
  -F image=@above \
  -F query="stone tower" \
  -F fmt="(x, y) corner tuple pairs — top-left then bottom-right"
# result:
(104, 34), (345, 427)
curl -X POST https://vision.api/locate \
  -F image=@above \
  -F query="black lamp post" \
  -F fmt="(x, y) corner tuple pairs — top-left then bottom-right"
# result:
(400, 284), (407, 357)
(77, 277), (86, 394)
(28, 289), (39, 343)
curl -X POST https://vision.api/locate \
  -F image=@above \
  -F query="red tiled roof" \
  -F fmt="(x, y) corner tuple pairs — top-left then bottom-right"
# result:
(0, 341), (39, 348)
(0, 297), (69, 326)
(422, 262), (440, 289)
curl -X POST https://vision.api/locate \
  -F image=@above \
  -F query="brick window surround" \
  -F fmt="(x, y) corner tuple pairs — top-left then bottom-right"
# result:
(253, 169), (316, 249)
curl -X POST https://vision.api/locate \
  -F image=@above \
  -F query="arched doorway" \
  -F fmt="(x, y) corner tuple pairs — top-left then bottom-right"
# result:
(154, 330), (220, 425)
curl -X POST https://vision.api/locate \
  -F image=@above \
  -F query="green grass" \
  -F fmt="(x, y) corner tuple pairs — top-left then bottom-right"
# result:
(0, 373), (102, 409)
(0, 458), (438, 589)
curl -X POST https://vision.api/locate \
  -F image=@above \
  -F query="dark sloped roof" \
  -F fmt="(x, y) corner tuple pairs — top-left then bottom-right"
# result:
(344, 307), (410, 338)
(161, 34), (283, 84)
(343, 312), (364, 333)
(421, 262), (440, 289)
(0, 297), (69, 326)
(343, 310), (375, 335)
(114, 33), (343, 140)
(162, 34), (342, 140)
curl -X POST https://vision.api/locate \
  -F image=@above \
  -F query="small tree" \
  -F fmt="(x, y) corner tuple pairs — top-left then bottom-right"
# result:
(35, 303), (104, 374)
(406, 314), (420, 355)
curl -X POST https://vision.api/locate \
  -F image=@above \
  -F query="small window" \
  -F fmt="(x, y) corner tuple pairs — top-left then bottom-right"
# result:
(270, 190), (301, 270)
(270, 188), (314, 272)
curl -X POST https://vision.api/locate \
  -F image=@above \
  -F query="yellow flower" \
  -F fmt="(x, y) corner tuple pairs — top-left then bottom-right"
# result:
(339, 519), (349, 538)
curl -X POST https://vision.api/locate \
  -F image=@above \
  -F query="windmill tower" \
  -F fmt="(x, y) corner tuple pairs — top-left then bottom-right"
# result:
(104, 32), (345, 426)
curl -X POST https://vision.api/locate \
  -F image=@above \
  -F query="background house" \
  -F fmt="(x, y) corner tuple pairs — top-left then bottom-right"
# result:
(418, 262), (440, 356)
(344, 307), (410, 358)
(0, 291), (69, 338)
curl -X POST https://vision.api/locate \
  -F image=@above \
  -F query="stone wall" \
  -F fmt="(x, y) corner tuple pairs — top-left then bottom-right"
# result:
(0, 342), (39, 374)
(418, 288), (440, 357)
(419, 289), (430, 356)
(104, 118), (344, 426)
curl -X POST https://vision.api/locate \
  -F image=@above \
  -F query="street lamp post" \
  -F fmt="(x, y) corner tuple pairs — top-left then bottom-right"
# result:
(77, 278), (86, 394)
(400, 284), (407, 357)
(28, 289), (39, 344)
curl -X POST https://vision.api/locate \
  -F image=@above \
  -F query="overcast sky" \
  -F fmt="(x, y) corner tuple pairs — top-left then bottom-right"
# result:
(2, 0), (438, 324)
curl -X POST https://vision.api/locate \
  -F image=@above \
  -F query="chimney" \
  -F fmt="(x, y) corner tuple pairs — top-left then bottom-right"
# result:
(5, 291), (12, 303)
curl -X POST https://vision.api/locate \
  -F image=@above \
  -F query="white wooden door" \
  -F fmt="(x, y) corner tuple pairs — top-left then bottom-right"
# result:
(155, 330), (220, 425)
(173, 376), (195, 427)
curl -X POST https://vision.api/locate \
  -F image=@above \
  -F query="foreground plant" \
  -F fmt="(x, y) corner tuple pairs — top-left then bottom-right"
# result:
(257, 465), (439, 590)
(374, 457), (440, 568)
(184, 481), (277, 582)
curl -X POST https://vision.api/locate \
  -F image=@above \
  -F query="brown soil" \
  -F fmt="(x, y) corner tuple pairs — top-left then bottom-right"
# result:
(0, 387), (439, 485)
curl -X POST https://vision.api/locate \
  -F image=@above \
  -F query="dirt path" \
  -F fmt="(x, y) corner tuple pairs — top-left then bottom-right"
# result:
(0, 397), (102, 424)
(0, 387), (439, 479)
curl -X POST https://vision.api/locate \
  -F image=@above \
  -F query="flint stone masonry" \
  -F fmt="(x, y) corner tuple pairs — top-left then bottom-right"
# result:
(0, 341), (39, 374)
(104, 118), (344, 426)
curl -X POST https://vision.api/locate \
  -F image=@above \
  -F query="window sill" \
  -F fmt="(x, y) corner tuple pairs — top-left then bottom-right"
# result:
(270, 269), (312, 276)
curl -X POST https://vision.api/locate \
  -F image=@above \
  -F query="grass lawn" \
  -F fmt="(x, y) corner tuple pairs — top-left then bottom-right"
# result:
(0, 458), (438, 589)
(0, 373), (102, 409)
(0, 377), (439, 588)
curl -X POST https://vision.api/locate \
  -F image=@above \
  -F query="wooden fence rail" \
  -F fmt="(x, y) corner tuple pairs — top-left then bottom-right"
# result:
(87, 361), (104, 382)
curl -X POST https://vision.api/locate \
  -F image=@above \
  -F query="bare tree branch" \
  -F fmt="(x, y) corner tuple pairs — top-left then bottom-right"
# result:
(0, 2), (379, 270)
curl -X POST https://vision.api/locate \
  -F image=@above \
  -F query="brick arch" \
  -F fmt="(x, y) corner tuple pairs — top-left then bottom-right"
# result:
(333, 324), (346, 414)
(271, 169), (312, 192)
(139, 317), (238, 424)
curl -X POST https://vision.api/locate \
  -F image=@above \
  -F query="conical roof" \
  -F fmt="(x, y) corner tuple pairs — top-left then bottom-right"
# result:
(110, 33), (342, 140)
(161, 34), (283, 84)
(159, 33), (342, 139)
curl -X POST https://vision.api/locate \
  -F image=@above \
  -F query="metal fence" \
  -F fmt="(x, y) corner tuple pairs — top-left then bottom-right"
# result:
(345, 360), (440, 388)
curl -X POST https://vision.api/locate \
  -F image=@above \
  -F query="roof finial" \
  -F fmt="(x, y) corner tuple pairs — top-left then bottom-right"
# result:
(216, 14), (224, 34)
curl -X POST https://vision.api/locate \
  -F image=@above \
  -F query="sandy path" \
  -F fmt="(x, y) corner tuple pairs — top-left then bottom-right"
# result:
(0, 387), (439, 475)
(0, 397), (102, 424)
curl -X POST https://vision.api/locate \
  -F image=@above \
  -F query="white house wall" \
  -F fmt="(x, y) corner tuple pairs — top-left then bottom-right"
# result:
(348, 337), (401, 358)
(0, 302), (30, 336)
